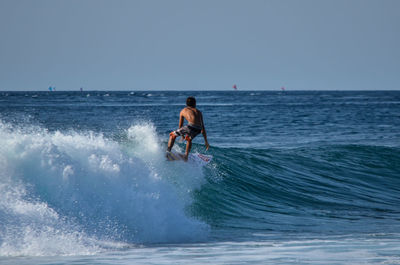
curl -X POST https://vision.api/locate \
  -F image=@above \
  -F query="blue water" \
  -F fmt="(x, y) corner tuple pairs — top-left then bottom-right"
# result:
(0, 91), (399, 264)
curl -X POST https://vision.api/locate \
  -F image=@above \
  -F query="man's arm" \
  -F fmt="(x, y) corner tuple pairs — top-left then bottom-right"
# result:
(178, 110), (185, 141)
(178, 110), (184, 128)
(200, 112), (209, 151)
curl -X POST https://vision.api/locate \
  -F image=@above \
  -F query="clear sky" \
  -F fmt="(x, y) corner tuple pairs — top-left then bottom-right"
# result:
(0, 0), (399, 91)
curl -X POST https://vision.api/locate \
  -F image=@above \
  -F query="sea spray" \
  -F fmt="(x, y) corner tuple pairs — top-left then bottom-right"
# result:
(0, 122), (209, 256)
(126, 123), (208, 196)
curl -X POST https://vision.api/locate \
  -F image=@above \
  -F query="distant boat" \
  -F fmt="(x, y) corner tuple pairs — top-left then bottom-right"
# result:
(80, 87), (83, 92)
(48, 86), (56, 92)
(281, 86), (285, 91)
(233, 84), (237, 90)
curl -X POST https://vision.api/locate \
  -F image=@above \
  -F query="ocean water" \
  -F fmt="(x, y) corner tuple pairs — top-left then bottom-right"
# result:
(0, 90), (399, 264)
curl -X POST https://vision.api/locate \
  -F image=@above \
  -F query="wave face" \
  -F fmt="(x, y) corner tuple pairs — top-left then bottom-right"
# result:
(192, 144), (400, 239)
(0, 122), (208, 256)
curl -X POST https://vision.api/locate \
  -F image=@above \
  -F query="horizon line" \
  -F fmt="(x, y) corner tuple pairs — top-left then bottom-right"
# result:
(1, 89), (400, 92)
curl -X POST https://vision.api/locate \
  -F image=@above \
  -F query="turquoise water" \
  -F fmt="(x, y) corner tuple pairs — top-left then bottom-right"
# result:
(0, 91), (399, 264)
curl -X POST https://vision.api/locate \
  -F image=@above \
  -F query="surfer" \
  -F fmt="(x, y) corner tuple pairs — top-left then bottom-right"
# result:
(167, 96), (209, 161)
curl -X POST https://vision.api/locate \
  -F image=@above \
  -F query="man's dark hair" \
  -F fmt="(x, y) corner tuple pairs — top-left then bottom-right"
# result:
(186, 97), (196, 107)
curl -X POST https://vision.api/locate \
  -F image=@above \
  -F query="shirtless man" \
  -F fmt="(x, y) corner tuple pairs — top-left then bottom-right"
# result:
(167, 97), (209, 161)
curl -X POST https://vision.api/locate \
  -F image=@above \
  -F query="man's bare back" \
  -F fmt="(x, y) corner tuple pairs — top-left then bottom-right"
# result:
(180, 107), (203, 128)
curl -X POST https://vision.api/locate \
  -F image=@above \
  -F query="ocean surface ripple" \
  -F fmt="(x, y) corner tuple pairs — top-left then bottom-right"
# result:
(1, 90), (399, 264)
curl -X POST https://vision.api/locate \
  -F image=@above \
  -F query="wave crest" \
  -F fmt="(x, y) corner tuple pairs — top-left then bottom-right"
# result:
(0, 121), (209, 256)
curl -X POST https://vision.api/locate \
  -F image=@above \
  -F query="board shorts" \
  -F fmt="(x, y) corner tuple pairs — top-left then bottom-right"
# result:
(172, 123), (202, 140)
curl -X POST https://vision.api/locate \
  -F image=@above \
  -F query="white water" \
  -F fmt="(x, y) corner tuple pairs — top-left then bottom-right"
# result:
(0, 122), (208, 257)
(2, 236), (400, 264)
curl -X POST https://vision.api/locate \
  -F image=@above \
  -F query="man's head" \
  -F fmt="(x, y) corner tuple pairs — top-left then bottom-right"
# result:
(186, 97), (196, 108)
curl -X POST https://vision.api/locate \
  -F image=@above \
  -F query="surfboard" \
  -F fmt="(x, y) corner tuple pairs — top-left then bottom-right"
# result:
(166, 151), (212, 165)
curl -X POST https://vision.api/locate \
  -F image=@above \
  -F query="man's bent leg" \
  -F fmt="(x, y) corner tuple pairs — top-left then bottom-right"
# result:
(184, 137), (192, 161)
(167, 132), (177, 152)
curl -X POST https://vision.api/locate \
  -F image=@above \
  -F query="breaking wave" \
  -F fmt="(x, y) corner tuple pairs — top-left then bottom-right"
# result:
(0, 121), (209, 256)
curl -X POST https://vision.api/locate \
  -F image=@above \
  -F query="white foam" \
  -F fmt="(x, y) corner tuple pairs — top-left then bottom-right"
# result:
(0, 181), (102, 256)
(0, 121), (209, 257)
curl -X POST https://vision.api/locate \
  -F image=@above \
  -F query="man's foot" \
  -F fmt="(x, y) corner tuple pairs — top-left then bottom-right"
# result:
(178, 153), (188, 162)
